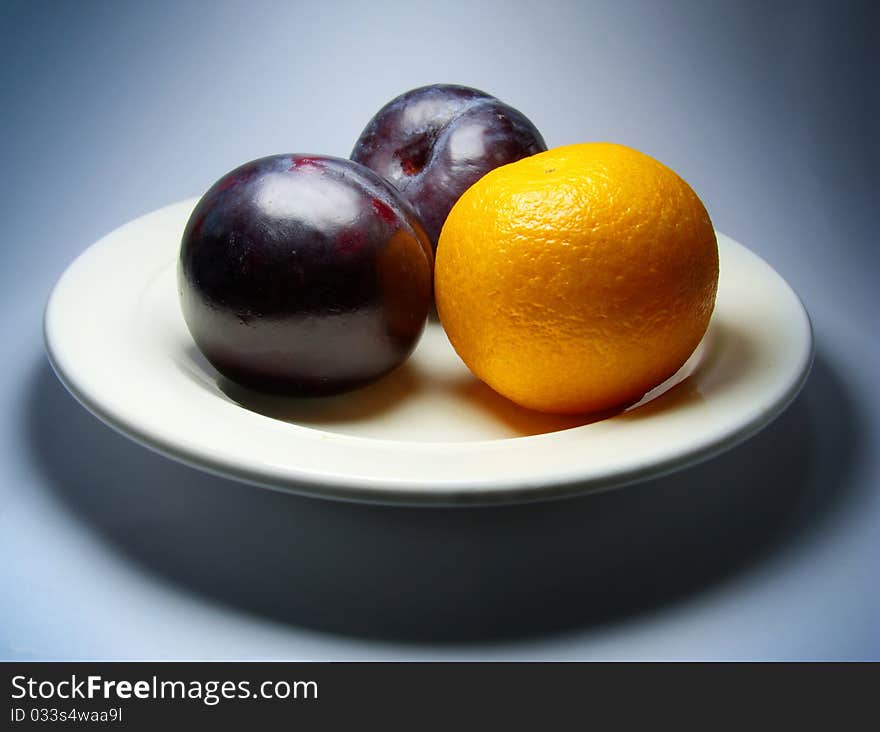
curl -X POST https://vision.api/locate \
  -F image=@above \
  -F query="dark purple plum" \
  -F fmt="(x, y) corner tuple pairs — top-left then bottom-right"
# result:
(351, 84), (547, 249)
(178, 154), (433, 396)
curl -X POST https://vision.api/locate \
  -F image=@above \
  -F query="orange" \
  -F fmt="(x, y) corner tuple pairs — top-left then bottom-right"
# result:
(434, 142), (719, 414)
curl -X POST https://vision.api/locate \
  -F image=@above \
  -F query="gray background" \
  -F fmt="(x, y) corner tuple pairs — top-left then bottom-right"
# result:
(1, 0), (877, 659)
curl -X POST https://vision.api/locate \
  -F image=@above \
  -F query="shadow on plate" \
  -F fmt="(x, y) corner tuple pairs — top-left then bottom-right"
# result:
(215, 356), (424, 426)
(182, 321), (734, 438)
(25, 351), (862, 643)
(200, 340), (616, 436)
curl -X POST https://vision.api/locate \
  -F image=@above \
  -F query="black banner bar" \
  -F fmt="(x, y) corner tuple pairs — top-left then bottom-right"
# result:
(3, 662), (874, 728)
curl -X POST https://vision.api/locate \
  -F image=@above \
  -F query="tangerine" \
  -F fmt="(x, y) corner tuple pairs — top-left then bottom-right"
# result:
(435, 142), (719, 414)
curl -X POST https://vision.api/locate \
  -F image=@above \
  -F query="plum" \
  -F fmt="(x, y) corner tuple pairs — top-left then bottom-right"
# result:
(179, 154), (433, 395)
(351, 84), (547, 249)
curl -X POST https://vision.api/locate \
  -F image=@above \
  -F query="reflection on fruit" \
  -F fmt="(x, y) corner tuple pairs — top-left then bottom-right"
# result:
(179, 154), (433, 395)
(435, 143), (719, 415)
(351, 84), (546, 250)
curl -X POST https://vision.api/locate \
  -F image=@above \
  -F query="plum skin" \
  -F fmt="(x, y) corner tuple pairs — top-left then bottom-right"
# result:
(351, 84), (547, 249)
(178, 154), (434, 396)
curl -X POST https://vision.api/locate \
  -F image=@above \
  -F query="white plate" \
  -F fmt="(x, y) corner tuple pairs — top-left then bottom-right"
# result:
(44, 199), (813, 505)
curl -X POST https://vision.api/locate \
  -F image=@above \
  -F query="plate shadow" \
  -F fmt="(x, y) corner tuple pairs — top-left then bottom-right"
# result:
(25, 352), (862, 644)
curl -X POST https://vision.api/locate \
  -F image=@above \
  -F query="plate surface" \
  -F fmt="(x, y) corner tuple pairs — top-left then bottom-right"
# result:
(44, 199), (813, 505)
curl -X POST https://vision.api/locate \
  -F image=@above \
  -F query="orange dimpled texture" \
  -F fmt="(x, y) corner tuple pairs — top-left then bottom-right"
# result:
(434, 142), (719, 415)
